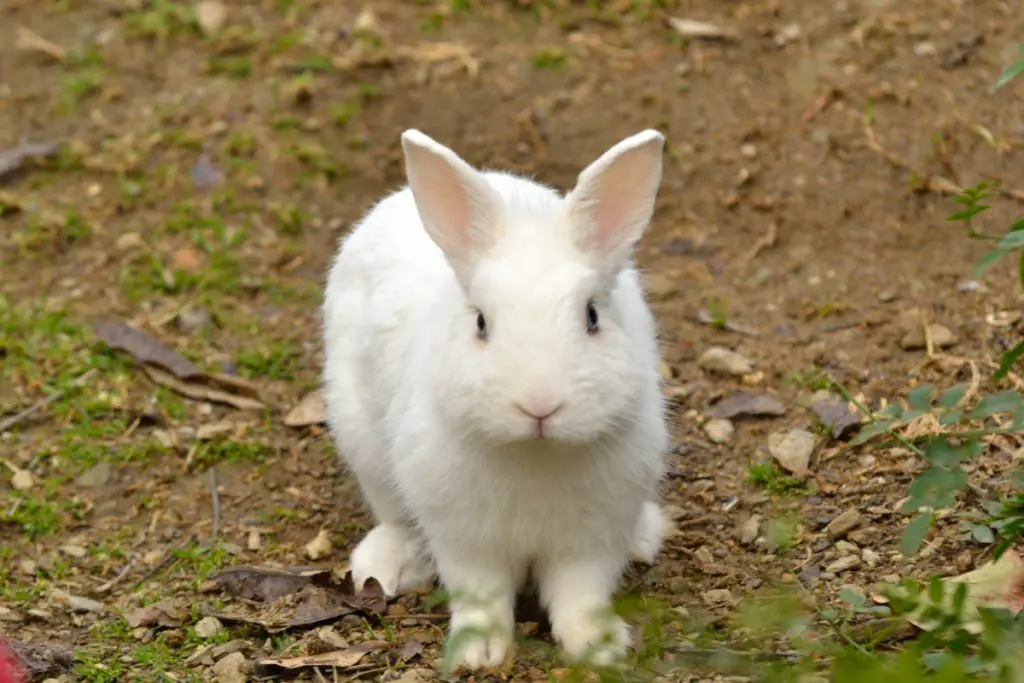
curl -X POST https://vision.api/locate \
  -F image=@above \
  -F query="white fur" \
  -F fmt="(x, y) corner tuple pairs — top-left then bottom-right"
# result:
(322, 129), (668, 670)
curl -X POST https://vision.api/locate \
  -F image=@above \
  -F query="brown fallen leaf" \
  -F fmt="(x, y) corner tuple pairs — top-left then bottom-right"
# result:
(252, 642), (385, 677)
(0, 138), (60, 183)
(93, 319), (200, 378)
(667, 16), (739, 41)
(400, 636), (425, 662)
(898, 549), (1024, 634)
(206, 565), (332, 602)
(284, 389), (327, 427)
(204, 566), (388, 632)
(141, 364), (264, 411)
(1, 638), (74, 680)
(123, 598), (187, 628)
(706, 391), (786, 419)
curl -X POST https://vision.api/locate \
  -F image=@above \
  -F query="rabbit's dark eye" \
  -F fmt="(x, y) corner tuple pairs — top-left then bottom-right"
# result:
(476, 312), (488, 340)
(586, 301), (599, 335)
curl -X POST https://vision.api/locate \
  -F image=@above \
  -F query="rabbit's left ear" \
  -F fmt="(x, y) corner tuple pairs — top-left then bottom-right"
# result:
(565, 129), (664, 273)
(401, 129), (503, 287)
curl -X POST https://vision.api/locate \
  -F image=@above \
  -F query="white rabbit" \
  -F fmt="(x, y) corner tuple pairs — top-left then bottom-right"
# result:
(322, 127), (669, 670)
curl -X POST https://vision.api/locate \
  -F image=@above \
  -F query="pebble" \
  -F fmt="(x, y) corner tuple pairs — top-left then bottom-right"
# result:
(75, 462), (111, 489)
(52, 589), (105, 614)
(11, 468), (33, 491)
(877, 289), (898, 303)
(698, 347), (754, 376)
(59, 544), (87, 559)
(703, 418), (734, 444)
(900, 323), (959, 350)
(702, 589), (734, 606)
(738, 515), (761, 545)
(176, 307), (213, 334)
(811, 391), (862, 440)
(825, 508), (862, 538)
(768, 428), (816, 477)
(862, 548), (881, 567)
(740, 143), (758, 159)
(825, 555), (862, 573)
(212, 652), (248, 683)
(304, 529), (332, 560)
(18, 559), (36, 576)
(195, 0), (228, 35)
(115, 232), (143, 251)
(194, 616), (224, 639)
(835, 540), (859, 555)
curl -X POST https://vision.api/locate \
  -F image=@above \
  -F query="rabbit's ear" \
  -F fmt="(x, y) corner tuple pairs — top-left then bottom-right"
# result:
(401, 129), (501, 283)
(565, 129), (664, 272)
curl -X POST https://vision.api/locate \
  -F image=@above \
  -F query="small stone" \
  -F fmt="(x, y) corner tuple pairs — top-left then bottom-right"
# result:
(59, 544), (87, 559)
(703, 418), (734, 444)
(52, 589), (105, 613)
(768, 429), (816, 477)
(914, 41), (937, 56)
(195, 0), (227, 35)
(698, 347), (754, 376)
(877, 289), (898, 303)
(862, 548), (881, 567)
(835, 540), (859, 555)
(115, 232), (143, 251)
(18, 559), (36, 576)
(775, 22), (801, 46)
(304, 529), (332, 560)
(194, 616), (224, 639)
(702, 589), (734, 606)
(825, 508), (862, 539)
(707, 391), (786, 419)
(176, 307), (213, 334)
(811, 391), (863, 440)
(75, 462), (111, 489)
(825, 555), (861, 573)
(900, 323), (959, 350)
(212, 651), (248, 683)
(247, 529), (261, 552)
(10, 468), (32, 491)
(740, 143), (758, 159)
(848, 527), (876, 545)
(739, 515), (761, 545)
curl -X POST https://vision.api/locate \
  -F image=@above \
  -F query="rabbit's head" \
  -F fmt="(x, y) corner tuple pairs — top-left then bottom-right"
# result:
(402, 128), (664, 446)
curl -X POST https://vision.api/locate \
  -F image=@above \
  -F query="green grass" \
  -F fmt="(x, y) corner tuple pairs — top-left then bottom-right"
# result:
(746, 462), (810, 495)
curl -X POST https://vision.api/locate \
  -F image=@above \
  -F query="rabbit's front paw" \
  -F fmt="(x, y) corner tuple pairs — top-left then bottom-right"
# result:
(445, 609), (514, 671)
(555, 611), (629, 666)
(350, 523), (435, 596)
(629, 501), (664, 564)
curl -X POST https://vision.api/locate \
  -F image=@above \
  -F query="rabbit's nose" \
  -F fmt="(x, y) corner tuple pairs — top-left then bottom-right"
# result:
(514, 400), (564, 422)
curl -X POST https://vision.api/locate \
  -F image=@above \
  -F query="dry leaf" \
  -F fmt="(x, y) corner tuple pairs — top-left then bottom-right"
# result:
(93, 319), (199, 378)
(123, 598), (187, 628)
(900, 550), (1024, 634)
(667, 17), (739, 41)
(141, 364), (264, 411)
(400, 636), (424, 662)
(253, 643), (384, 676)
(204, 566), (388, 633)
(304, 529), (332, 560)
(0, 138), (60, 183)
(284, 390), (327, 427)
(706, 391), (786, 419)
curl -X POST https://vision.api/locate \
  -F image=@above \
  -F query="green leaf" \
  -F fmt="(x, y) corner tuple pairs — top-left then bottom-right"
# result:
(937, 383), (967, 408)
(994, 341), (1024, 382)
(907, 384), (934, 411)
(974, 249), (1009, 278)
(969, 390), (1023, 418)
(995, 230), (1024, 249)
(971, 524), (995, 544)
(946, 206), (989, 222)
(938, 409), (963, 426)
(902, 512), (934, 557)
(1018, 249), (1024, 291)
(905, 466), (968, 511)
(923, 436), (964, 467)
(995, 58), (1024, 90)
(839, 586), (867, 607)
(849, 420), (893, 446)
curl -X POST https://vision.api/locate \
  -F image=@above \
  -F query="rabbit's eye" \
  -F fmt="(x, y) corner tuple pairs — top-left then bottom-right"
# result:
(476, 312), (488, 340)
(586, 301), (599, 335)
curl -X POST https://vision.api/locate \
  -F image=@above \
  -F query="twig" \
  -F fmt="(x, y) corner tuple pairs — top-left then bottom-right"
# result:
(0, 369), (96, 434)
(95, 560), (136, 594)
(791, 568), (873, 657)
(209, 466), (221, 539)
(132, 533), (196, 591)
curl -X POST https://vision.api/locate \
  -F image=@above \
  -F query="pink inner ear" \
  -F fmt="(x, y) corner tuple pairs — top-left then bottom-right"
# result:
(584, 151), (655, 256)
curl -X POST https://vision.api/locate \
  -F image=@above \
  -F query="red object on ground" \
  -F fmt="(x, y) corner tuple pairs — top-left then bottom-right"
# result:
(0, 641), (25, 683)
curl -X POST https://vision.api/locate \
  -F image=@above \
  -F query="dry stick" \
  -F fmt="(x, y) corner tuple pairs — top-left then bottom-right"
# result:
(0, 368), (96, 434)
(132, 533), (197, 591)
(209, 466), (221, 540)
(95, 559), (136, 594)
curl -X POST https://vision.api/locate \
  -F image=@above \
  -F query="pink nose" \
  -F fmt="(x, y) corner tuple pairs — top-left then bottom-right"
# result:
(515, 401), (563, 422)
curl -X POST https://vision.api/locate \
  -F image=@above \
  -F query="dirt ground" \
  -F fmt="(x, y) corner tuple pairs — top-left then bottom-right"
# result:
(2, 0), (1024, 681)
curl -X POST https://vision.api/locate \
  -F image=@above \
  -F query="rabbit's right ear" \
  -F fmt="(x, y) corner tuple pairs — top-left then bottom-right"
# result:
(401, 129), (502, 285)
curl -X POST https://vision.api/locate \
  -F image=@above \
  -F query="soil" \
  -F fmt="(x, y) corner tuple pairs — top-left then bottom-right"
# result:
(1, 1), (1023, 681)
